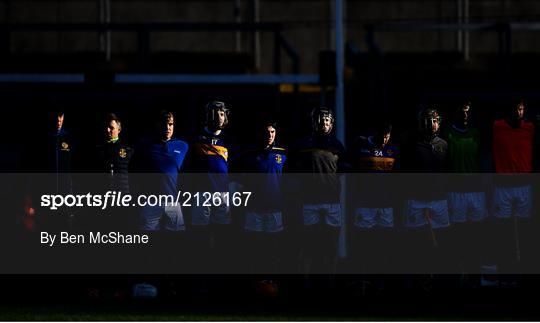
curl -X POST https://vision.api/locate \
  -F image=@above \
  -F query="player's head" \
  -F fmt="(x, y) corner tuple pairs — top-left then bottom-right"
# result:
(51, 110), (65, 132)
(156, 110), (174, 141)
(454, 101), (471, 127)
(311, 107), (334, 135)
(374, 120), (392, 148)
(105, 113), (121, 141)
(418, 107), (441, 137)
(504, 98), (525, 128)
(260, 120), (278, 147)
(511, 99), (525, 121)
(205, 101), (229, 131)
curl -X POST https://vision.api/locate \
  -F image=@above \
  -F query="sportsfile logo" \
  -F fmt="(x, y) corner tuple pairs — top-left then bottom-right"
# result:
(41, 191), (133, 210)
(40, 191), (253, 210)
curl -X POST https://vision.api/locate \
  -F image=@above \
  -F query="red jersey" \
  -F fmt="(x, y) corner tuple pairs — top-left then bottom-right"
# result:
(493, 119), (535, 173)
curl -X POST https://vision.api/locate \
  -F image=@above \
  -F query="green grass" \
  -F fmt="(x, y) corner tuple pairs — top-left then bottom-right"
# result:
(0, 306), (386, 321)
(0, 301), (523, 321)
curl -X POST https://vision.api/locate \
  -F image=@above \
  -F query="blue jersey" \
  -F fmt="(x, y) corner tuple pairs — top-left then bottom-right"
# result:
(188, 130), (230, 191)
(240, 146), (286, 173)
(135, 137), (188, 195)
(237, 145), (286, 211)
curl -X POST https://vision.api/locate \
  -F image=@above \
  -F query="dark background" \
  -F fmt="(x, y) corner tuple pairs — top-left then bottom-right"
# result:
(2, 0), (540, 319)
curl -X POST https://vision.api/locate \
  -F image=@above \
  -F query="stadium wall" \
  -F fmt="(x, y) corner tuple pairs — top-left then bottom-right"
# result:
(3, 1), (540, 73)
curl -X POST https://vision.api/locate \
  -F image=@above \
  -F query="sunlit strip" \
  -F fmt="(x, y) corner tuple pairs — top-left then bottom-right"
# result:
(0, 73), (85, 83)
(115, 74), (319, 84)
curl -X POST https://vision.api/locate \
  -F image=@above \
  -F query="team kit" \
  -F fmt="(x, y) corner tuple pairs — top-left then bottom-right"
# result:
(26, 99), (537, 275)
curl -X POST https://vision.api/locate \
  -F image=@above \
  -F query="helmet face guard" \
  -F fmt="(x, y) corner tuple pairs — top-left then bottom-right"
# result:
(311, 107), (335, 135)
(205, 101), (230, 130)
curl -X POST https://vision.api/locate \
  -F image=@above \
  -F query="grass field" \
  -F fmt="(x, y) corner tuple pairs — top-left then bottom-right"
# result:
(0, 305), (515, 321)
(0, 307), (385, 321)
(0, 275), (539, 321)
(0, 297), (531, 322)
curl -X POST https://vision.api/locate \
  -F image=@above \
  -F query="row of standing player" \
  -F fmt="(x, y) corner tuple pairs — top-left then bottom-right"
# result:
(33, 100), (535, 275)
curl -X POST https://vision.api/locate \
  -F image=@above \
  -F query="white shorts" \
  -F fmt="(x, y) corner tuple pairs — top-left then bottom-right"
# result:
(140, 204), (185, 231)
(448, 192), (488, 223)
(493, 185), (532, 218)
(354, 207), (393, 229)
(190, 192), (231, 225)
(303, 203), (342, 227)
(245, 211), (283, 233)
(404, 199), (449, 229)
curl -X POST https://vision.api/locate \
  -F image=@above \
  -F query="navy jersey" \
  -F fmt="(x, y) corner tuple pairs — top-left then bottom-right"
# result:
(290, 135), (346, 204)
(187, 130), (231, 192)
(401, 134), (448, 200)
(236, 145), (287, 211)
(291, 135), (346, 173)
(24, 129), (73, 219)
(134, 137), (188, 196)
(95, 139), (134, 194)
(44, 129), (72, 174)
(353, 136), (399, 172)
(352, 136), (399, 207)
(37, 129), (73, 194)
(22, 129), (73, 174)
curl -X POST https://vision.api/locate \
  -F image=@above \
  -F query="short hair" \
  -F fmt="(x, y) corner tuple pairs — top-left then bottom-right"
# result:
(454, 101), (471, 117)
(49, 110), (64, 119)
(504, 97), (525, 118)
(263, 119), (278, 130)
(106, 113), (122, 130)
(157, 110), (175, 124)
(375, 119), (392, 135)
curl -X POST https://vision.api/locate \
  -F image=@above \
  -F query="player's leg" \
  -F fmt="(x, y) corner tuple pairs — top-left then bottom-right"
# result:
(464, 192), (488, 280)
(492, 186), (516, 276)
(185, 205), (213, 273)
(210, 198), (233, 273)
(351, 207), (377, 274)
(447, 192), (468, 276)
(243, 211), (266, 274)
(513, 185), (533, 273)
(299, 204), (321, 275)
(403, 199), (431, 273)
(265, 211), (284, 273)
(376, 207), (395, 273)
